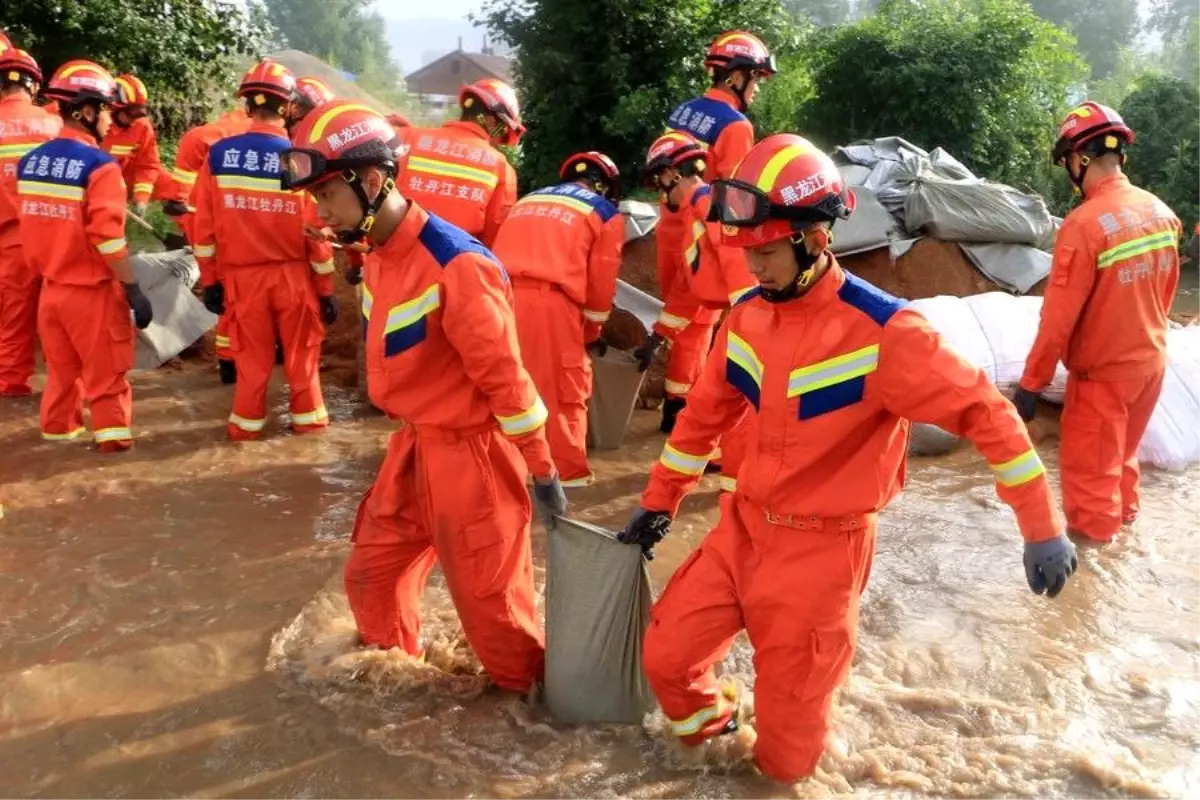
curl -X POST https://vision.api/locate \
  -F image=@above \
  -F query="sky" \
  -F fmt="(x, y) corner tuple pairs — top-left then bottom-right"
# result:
(374, 0), (491, 74)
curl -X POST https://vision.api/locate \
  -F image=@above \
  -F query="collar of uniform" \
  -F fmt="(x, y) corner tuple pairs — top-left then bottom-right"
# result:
(703, 87), (740, 110)
(59, 125), (98, 148)
(248, 120), (287, 138)
(681, 181), (706, 209)
(0, 94), (32, 108)
(377, 200), (430, 262)
(796, 256), (846, 308)
(1088, 173), (1130, 197)
(441, 119), (489, 142)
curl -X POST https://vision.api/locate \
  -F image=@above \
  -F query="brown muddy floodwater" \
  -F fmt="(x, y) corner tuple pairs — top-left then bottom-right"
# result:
(0, 362), (1197, 799)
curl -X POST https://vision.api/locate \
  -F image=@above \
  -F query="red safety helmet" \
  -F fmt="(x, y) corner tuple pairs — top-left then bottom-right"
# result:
(711, 133), (854, 249)
(114, 73), (149, 119)
(42, 60), (118, 106)
(643, 131), (707, 187)
(459, 78), (524, 146)
(294, 77), (334, 112)
(1052, 101), (1135, 165)
(0, 47), (42, 89)
(560, 150), (621, 201)
(705, 31), (777, 76)
(238, 60), (296, 108)
(386, 111), (411, 129)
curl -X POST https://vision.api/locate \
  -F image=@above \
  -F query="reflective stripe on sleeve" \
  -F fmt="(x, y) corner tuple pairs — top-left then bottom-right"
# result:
(990, 449), (1046, 488)
(582, 308), (610, 324)
(496, 397), (549, 436)
(193, 244), (216, 258)
(659, 443), (710, 476)
(96, 238), (126, 256)
(310, 260), (336, 275)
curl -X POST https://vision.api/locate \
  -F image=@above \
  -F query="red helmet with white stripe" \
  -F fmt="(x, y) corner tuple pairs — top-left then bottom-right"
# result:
(459, 78), (524, 146)
(705, 31), (777, 76)
(114, 74), (149, 109)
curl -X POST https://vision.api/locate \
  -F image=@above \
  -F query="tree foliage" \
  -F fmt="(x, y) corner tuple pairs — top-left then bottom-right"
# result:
(1120, 75), (1200, 233)
(1029, 0), (1138, 80)
(0, 0), (267, 140)
(798, 0), (1086, 193)
(259, 0), (406, 107)
(477, 0), (801, 192)
(783, 0), (851, 27)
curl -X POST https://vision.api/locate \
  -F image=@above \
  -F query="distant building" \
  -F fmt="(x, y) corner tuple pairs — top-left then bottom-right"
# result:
(404, 37), (514, 120)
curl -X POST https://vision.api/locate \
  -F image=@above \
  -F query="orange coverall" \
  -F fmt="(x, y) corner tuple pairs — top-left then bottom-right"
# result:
(17, 127), (136, 449)
(103, 115), (173, 206)
(396, 120), (515, 246)
(657, 88), (756, 401)
(491, 181), (624, 486)
(1020, 174), (1180, 542)
(346, 202), (553, 691)
(191, 121), (335, 440)
(171, 110), (252, 362)
(0, 94), (58, 396)
(641, 262), (1062, 781)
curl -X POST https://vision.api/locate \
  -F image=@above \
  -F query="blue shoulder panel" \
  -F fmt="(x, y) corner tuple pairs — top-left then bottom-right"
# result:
(18, 138), (112, 188)
(208, 131), (288, 178)
(418, 211), (505, 277)
(690, 184), (712, 208)
(836, 271), (907, 327)
(666, 96), (747, 148)
(733, 286), (762, 306)
(533, 183), (619, 222)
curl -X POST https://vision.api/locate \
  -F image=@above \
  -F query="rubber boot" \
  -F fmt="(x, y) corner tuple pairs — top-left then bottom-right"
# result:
(660, 397), (686, 434)
(218, 358), (237, 385)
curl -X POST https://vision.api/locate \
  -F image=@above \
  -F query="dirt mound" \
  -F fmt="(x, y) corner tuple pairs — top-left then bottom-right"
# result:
(620, 236), (661, 298)
(322, 252), (362, 390)
(267, 50), (396, 114)
(840, 239), (1048, 299)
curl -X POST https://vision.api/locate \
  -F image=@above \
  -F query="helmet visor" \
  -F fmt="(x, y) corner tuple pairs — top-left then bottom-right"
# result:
(280, 148), (326, 190)
(710, 179), (853, 227)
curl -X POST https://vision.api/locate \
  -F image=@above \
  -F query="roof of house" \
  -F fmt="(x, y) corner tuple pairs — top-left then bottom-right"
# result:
(404, 48), (514, 88)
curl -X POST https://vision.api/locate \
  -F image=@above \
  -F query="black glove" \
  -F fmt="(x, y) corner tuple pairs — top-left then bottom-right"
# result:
(633, 333), (664, 373)
(123, 282), (153, 329)
(585, 338), (608, 358)
(345, 264), (363, 286)
(162, 199), (189, 217)
(618, 507), (672, 560)
(202, 283), (225, 315)
(532, 474), (568, 529)
(1012, 387), (1038, 422)
(1024, 535), (1079, 598)
(320, 295), (338, 325)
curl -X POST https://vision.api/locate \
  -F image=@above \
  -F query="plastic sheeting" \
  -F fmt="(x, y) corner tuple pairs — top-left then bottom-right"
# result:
(831, 180), (898, 257)
(620, 200), (659, 243)
(130, 249), (217, 370)
(614, 279), (663, 335)
(905, 177), (1057, 249)
(1138, 326), (1200, 471)
(544, 517), (655, 724)
(958, 242), (1053, 295)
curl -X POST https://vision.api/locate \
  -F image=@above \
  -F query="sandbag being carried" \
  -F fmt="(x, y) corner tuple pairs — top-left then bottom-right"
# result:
(544, 517), (655, 724)
(130, 249), (217, 370)
(587, 348), (646, 450)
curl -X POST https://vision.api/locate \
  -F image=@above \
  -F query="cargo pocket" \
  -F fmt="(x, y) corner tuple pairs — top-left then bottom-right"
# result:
(559, 350), (593, 408)
(109, 298), (136, 373)
(305, 301), (326, 348)
(433, 436), (506, 599)
(798, 627), (853, 703)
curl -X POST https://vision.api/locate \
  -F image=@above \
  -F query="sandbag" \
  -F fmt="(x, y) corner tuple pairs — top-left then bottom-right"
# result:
(958, 242), (1052, 295)
(544, 517), (655, 724)
(587, 348), (645, 450)
(905, 177), (1056, 247)
(130, 249), (217, 370)
(1138, 326), (1200, 470)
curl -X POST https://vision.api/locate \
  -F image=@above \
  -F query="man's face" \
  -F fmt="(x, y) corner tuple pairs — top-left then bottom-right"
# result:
(94, 105), (113, 140)
(744, 73), (764, 105)
(745, 237), (799, 291)
(311, 177), (364, 232)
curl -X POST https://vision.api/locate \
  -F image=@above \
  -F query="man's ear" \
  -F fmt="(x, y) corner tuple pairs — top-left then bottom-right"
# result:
(804, 224), (831, 255)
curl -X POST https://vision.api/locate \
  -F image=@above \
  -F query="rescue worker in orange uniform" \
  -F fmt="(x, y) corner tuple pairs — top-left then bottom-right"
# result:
(192, 60), (337, 440)
(286, 77), (335, 133)
(620, 135), (1078, 782)
(491, 151), (625, 487)
(282, 100), (567, 689)
(102, 74), (172, 215)
(397, 78), (520, 247)
(0, 47), (59, 397)
(1014, 102), (1181, 544)
(650, 31), (775, 429)
(163, 104), (252, 382)
(18, 60), (153, 449)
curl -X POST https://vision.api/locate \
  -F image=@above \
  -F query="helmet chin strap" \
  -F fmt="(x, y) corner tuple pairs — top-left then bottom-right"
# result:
(725, 71), (749, 111)
(761, 230), (831, 304)
(72, 105), (102, 143)
(1067, 153), (1091, 196)
(337, 169), (395, 243)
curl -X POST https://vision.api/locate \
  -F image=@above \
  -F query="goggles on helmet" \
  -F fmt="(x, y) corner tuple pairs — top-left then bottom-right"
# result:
(709, 179), (852, 228)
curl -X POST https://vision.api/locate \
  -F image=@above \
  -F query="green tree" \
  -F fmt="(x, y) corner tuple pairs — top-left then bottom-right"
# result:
(799, 0), (1086, 193)
(261, 0), (405, 106)
(783, 0), (851, 27)
(1120, 75), (1200, 232)
(477, 0), (801, 192)
(0, 0), (267, 139)
(1146, 0), (1199, 85)
(1029, 0), (1139, 80)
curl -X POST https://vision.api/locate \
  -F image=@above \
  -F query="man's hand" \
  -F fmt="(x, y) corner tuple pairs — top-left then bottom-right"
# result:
(123, 282), (153, 329)
(585, 338), (608, 358)
(319, 295), (338, 325)
(202, 283), (225, 316)
(633, 334), (665, 373)
(1012, 387), (1039, 422)
(162, 199), (189, 217)
(132, 202), (148, 217)
(618, 507), (672, 560)
(532, 473), (567, 529)
(1024, 535), (1078, 598)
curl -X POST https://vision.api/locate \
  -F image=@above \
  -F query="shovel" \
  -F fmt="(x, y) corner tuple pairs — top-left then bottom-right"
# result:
(128, 209), (189, 251)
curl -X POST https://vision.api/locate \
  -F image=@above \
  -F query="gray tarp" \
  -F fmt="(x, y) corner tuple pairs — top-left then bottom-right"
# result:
(130, 249), (217, 370)
(958, 242), (1052, 295)
(614, 279), (663, 334)
(544, 517), (655, 724)
(831, 176), (897, 257)
(620, 199), (659, 242)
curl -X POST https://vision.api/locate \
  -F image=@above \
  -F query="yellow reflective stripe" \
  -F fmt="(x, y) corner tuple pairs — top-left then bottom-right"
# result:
(519, 194), (593, 216)
(362, 285), (374, 320)
(755, 142), (815, 193)
(718, 475), (737, 492)
(670, 704), (721, 737)
(41, 427), (86, 441)
(684, 221), (705, 265)
(214, 335), (231, 348)
(94, 426), (132, 443)
(664, 379), (691, 395)
(310, 259), (335, 276)
(560, 475), (594, 488)
(18, 180), (83, 200)
(991, 449), (1046, 488)
(108, 145), (135, 155)
(291, 406), (328, 426)
(1097, 230), (1178, 269)
(407, 156), (498, 189)
(496, 396), (548, 436)
(657, 311), (688, 330)
(729, 285), (756, 304)
(133, 182), (153, 195)
(0, 143), (36, 159)
(582, 308), (610, 323)
(306, 103), (379, 144)
(96, 238), (126, 256)
(788, 344), (879, 397)
(385, 285), (440, 334)
(193, 244), (216, 258)
(228, 413), (266, 432)
(659, 443), (710, 476)
(216, 174), (289, 194)
(726, 331), (764, 386)
(172, 168), (197, 185)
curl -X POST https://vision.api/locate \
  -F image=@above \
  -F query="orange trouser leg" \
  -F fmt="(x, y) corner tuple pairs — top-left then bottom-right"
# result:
(1061, 371), (1164, 541)
(344, 425), (545, 690)
(272, 268), (327, 433)
(37, 285), (85, 440)
(0, 247), (40, 396)
(225, 269), (276, 439)
(214, 314), (234, 361)
(664, 314), (716, 399)
(512, 282), (591, 485)
(644, 496), (876, 783)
